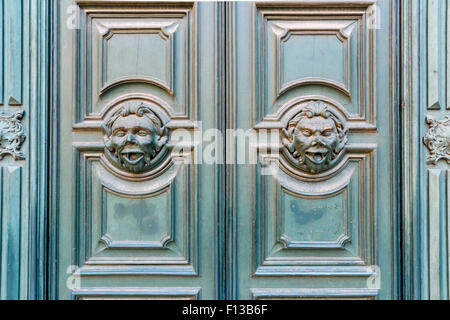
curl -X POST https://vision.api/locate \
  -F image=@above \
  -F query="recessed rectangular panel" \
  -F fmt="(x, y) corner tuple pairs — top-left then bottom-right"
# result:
(427, 0), (441, 110)
(255, 155), (375, 276)
(4, 0), (22, 105)
(428, 169), (441, 299)
(104, 32), (169, 88)
(282, 34), (346, 88)
(257, 5), (374, 125)
(281, 189), (347, 248)
(425, 0), (449, 110)
(0, 167), (22, 299)
(74, 158), (195, 275)
(103, 189), (171, 248)
(78, 6), (194, 119)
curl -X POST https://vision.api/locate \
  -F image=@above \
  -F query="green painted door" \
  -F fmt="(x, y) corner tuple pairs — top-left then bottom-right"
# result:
(228, 0), (399, 300)
(54, 0), (399, 300)
(0, 0), (49, 300)
(55, 0), (223, 300)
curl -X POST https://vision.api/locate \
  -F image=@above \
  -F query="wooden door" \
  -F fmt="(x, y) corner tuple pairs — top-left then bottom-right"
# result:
(55, 0), (223, 300)
(228, 1), (399, 299)
(54, 0), (399, 300)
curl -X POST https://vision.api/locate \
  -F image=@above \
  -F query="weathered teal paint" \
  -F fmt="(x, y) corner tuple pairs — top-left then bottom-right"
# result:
(4, 0), (23, 106)
(52, 0), (223, 300)
(0, 0), (3, 105)
(401, 0), (450, 301)
(0, 0), (448, 300)
(0, 0), (50, 300)
(228, 0), (400, 299)
(2, 167), (22, 300)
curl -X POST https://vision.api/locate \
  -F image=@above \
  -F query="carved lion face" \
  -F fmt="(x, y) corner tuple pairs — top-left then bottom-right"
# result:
(282, 101), (348, 174)
(104, 103), (168, 173)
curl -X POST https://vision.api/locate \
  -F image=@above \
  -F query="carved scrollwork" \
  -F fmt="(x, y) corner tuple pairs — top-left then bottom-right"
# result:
(103, 101), (169, 174)
(281, 101), (348, 174)
(0, 110), (26, 161)
(423, 116), (450, 165)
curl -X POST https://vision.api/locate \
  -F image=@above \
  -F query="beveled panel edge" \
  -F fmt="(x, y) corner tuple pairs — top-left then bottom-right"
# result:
(250, 287), (378, 300)
(100, 77), (174, 97)
(73, 287), (201, 300)
(255, 1), (376, 8)
(253, 265), (375, 277)
(76, 0), (194, 7)
(76, 265), (197, 276)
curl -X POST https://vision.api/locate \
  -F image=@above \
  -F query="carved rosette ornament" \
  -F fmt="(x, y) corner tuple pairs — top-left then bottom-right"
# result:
(103, 101), (169, 174)
(0, 110), (26, 160)
(423, 116), (450, 165)
(281, 101), (348, 174)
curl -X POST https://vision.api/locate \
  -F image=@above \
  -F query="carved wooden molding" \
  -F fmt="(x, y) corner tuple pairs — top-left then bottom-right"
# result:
(423, 116), (450, 165)
(0, 110), (26, 160)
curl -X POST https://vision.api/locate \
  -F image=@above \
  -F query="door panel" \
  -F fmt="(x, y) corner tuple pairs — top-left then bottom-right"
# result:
(231, 1), (398, 299)
(55, 0), (398, 300)
(56, 0), (221, 299)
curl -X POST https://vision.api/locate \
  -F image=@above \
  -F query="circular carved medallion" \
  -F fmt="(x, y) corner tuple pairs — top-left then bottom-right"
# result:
(103, 100), (170, 174)
(281, 100), (348, 174)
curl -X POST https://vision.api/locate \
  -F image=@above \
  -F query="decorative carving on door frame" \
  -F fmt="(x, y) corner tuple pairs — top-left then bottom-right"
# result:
(423, 116), (450, 165)
(0, 110), (26, 161)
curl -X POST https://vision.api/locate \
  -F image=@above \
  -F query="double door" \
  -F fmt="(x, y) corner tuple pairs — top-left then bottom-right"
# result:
(55, 0), (398, 299)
